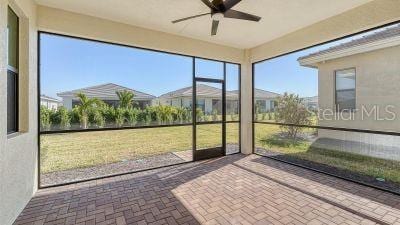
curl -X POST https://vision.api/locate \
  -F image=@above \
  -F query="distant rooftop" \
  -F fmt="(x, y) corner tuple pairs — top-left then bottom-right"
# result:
(40, 95), (61, 102)
(159, 84), (280, 99)
(57, 83), (156, 100)
(253, 89), (281, 99)
(159, 84), (238, 99)
(298, 24), (400, 66)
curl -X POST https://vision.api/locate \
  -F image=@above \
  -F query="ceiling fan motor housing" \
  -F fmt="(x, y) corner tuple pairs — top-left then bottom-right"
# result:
(211, 12), (224, 20)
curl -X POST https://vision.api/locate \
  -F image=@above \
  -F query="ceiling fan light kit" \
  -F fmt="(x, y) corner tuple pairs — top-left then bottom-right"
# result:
(172, 0), (261, 36)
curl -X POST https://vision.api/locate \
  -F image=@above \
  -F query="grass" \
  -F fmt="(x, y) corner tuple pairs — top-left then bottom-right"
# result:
(254, 113), (318, 125)
(255, 123), (400, 183)
(40, 123), (239, 173)
(41, 122), (400, 184)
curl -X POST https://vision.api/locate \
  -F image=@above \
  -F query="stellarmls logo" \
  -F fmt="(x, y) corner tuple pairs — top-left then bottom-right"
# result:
(311, 105), (396, 121)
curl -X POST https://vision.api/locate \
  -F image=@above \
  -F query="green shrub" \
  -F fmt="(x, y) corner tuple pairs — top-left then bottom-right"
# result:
(255, 102), (261, 120)
(70, 107), (80, 125)
(268, 112), (273, 120)
(138, 108), (151, 125)
(262, 112), (266, 121)
(212, 109), (218, 121)
(125, 108), (139, 126)
(58, 107), (71, 129)
(115, 107), (126, 127)
(154, 105), (175, 125)
(196, 108), (204, 122)
(92, 109), (105, 128)
(175, 107), (191, 123)
(101, 105), (116, 124)
(40, 106), (52, 131)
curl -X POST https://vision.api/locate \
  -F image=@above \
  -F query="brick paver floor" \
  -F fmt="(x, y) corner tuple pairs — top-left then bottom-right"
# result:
(14, 154), (400, 225)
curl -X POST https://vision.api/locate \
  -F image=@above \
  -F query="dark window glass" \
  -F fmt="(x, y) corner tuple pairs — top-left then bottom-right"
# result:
(7, 71), (18, 133)
(7, 7), (19, 134)
(335, 68), (356, 111)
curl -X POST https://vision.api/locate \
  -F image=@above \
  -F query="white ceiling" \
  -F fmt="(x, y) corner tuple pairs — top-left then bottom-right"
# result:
(35, 0), (372, 49)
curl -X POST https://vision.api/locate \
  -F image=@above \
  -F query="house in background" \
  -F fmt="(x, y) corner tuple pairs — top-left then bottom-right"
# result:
(57, 83), (156, 110)
(40, 95), (61, 110)
(158, 84), (239, 114)
(158, 84), (280, 114)
(298, 24), (400, 160)
(254, 89), (280, 112)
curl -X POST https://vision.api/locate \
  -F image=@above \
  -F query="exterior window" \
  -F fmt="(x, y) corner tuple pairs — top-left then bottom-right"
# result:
(7, 7), (19, 134)
(335, 68), (356, 112)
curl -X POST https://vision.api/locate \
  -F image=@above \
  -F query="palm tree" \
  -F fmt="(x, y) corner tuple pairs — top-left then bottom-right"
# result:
(116, 90), (135, 109)
(75, 93), (103, 129)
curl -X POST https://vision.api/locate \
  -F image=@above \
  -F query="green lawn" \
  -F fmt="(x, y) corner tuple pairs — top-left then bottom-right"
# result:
(41, 122), (400, 184)
(40, 123), (239, 173)
(255, 123), (400, 183)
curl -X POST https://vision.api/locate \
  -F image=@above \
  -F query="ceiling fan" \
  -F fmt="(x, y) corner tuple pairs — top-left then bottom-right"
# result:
(172, 0), (261, 36)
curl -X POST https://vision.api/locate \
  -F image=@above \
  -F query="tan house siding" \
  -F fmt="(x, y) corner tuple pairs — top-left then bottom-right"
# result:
(317, 44), (400, 132)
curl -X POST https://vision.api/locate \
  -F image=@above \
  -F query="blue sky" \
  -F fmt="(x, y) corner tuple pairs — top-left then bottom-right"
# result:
(41, 24), (391, 99)
(40, 34), (239, 99)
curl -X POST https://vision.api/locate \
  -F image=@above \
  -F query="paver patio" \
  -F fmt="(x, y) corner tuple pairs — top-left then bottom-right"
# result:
(14, 154), (400, 225)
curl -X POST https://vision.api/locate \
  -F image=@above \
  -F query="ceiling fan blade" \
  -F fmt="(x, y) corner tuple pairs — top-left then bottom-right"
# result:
(172, 13), (211, 23)
(212, 0), (224, 9)
(222, 0), (242, 10)
(200, 0), (218, 10)
(211, 20), (219, 35)
(224, 9), (261, 22)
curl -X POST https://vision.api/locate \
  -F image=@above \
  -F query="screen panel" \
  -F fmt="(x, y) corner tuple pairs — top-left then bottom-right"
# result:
(253, 22), (400, 190)
(40, 33), (193, 132)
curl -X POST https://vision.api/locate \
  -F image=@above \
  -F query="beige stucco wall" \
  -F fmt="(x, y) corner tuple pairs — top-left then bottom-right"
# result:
(0, 0), (38, 224)
(317, 45), (400, 131)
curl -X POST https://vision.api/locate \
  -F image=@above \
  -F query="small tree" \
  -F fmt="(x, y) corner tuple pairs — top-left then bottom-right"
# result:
(75, 93), (104, 129)
(274, 93), (312, 139)
(116, 90), (135, 109)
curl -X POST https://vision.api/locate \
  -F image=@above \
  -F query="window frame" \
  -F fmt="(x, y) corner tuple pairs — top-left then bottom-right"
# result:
(7, 6), (19, 135)
(334, 67), (356, 113)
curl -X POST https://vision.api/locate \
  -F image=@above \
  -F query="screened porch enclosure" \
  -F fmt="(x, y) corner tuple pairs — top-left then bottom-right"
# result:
(38, 33), (240, 187)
